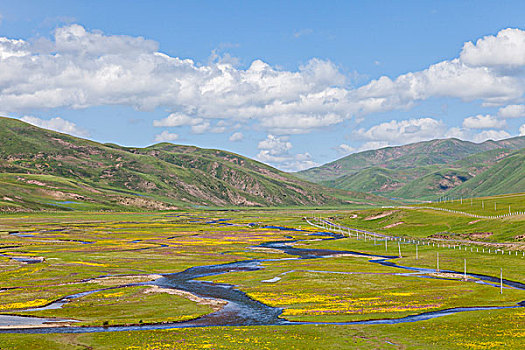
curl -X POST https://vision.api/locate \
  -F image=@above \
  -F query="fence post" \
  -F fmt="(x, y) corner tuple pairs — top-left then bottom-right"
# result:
(500, 268), (503, 294)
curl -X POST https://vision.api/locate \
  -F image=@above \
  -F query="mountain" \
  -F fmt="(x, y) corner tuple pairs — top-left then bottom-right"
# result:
(297, 137), (525, 200)
(0, 117), (388, 211)
(445, 148), (525, 197)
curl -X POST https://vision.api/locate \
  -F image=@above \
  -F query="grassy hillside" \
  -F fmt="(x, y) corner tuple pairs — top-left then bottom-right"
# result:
(0, 117), (389, 211)
(297, 138), (525, 182)
(297, 136), (525, 200)
(446, 148), (525, 198)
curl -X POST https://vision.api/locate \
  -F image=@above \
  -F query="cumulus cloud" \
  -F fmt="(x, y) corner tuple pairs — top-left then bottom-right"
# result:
(257, 135), (292, 155)
(354, 117), (515, 148)
(462, 114), (506, 129)
(335, 143), (356, 155)
(520, 124), (525, 136)
(460, 28), (525, 68)
(498, 104), (525, 118)
(153, 113), (203, 127)
(471, 129), (511, 143)
(20, 116), (89, 137)
(444, 127), (468, 140)
(0, 37), (29, 59)
(355, 118), (447, 145)
(154, 131), (179, 142)
(0, 25), (349, 135)
(357, 141), (391, 152)
(229, 132), (244, 142)
(256, 134), (317, 171)
(4, 25), (525, 169)
(3, 24), (525, 141)
(191, 122), (210, 134)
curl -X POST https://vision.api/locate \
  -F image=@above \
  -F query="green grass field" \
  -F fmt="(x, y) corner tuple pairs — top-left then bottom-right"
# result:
(421, 192), (525, 216)
(325, 194), (525, 243)
(0, 206), (523, 349)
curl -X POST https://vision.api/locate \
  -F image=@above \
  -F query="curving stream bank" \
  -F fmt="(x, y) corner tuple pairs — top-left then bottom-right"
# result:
(0, 227), (524, 334)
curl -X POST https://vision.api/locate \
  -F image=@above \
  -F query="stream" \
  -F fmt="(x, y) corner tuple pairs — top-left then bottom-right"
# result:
(0, 226), (523, 334)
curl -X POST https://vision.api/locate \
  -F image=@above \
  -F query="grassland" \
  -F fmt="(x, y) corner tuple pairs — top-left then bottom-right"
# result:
(322, 193), (525, 244)
(0, 207), (523, 349)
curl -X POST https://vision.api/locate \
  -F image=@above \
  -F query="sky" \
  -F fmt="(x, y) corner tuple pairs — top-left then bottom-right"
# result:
(1, 1), (525, 171)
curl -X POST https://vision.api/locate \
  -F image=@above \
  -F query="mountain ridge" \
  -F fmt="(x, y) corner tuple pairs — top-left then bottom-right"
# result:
(297, 136), (525, 200)
(0, 117), (388, 211)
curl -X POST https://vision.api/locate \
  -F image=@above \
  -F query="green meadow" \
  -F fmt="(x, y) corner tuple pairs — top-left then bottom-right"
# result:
(0, 204), (523, 349)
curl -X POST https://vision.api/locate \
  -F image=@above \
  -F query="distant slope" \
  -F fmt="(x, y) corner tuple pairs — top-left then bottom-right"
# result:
(297, 137), (525, 183)
(0, 117), (387, 211)
(446, 148), (525, 197)
(297, 136), (525, 200)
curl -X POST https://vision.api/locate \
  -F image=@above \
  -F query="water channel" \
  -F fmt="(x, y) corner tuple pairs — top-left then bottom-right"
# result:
(0, 226), (523, 334)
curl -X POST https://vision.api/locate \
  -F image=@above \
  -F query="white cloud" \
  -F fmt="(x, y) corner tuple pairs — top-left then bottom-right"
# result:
(256, 135), (317, 171)
(357, 141), (390, 152)
(191, 122), (210, 134)
(257, 135), (292, 155)
(0, 37), (29, 59)
(260, 113), (343, 135)
(210, 126), (227, 133)
(498, 104), (525, 119)
(444, 127), (468, 140)
(462, 114), (506, 129)
(229, 132), (244, 142)
(460, 28), (525, 68)
(0, 25), (349, 135)
(355, 118), (447, 145)
(54, 24), (158, 57)
(520, 124), (525, 136)
(471, 129), (511, 143)
(335, 143), (355, 155)
(153, 113), (203, 127)
(154, 131), (179, 142)
(2, 24), (525, 155)
(20, 116), (89, 137)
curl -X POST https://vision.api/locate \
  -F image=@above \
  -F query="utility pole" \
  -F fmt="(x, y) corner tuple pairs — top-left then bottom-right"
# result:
(500, 268), (503, 294)
(398, 241), (402, 258)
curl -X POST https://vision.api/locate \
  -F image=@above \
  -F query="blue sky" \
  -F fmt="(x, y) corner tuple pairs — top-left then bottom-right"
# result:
(1, 1), (525, 170)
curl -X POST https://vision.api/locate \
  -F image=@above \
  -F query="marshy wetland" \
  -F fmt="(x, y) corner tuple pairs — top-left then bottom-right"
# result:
(0, 204), (524, 349)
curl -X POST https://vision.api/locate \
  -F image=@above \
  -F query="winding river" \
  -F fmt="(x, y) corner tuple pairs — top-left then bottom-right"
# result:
(0, 226), (523, 334)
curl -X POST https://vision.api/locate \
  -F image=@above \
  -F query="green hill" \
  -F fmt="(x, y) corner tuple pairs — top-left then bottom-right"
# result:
(296, 136), (525, 200)
(446, 148), (525, 197)
(0, 117), (388, 211)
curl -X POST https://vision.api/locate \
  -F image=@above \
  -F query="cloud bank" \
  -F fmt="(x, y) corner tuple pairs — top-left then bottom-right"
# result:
(1, 25), (525, 169)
